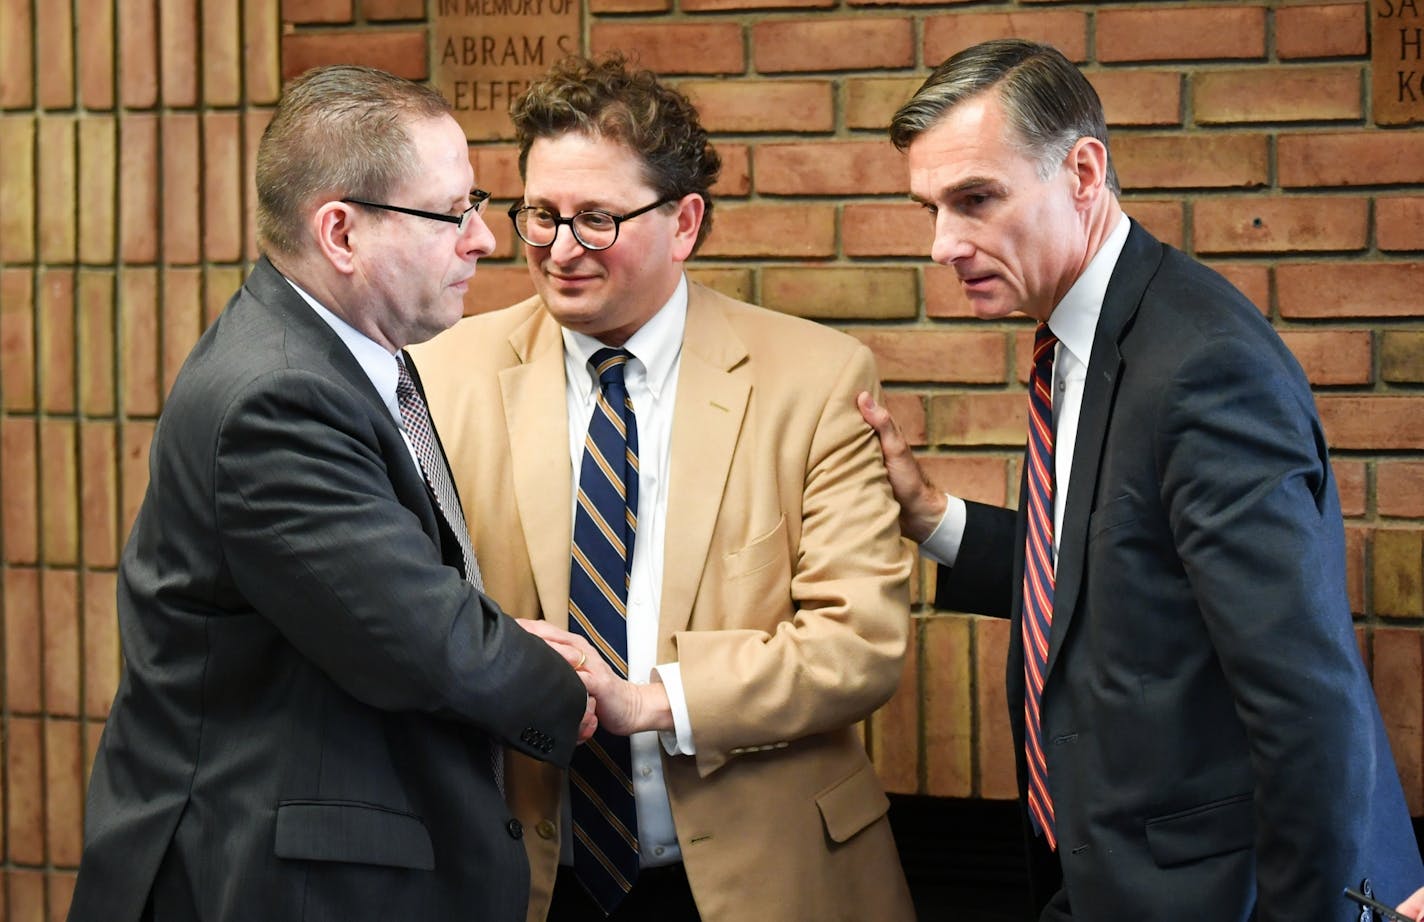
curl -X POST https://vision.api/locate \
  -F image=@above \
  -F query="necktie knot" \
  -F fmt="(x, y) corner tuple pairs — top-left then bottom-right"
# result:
(590, 347), (632, 390)
(1032, 323), (1058, 370)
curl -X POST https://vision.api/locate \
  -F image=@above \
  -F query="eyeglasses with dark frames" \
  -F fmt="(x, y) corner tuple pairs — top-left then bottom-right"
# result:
(507, 196), (679, 251)
(342, 189), (491, 234)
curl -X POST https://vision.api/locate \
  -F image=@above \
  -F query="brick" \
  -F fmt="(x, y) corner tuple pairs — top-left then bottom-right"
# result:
(8, 870), (41, 920)
(2, 269), (35, 411)
(1380, 461), (1424, 518)
(84, 571), (121, 716)
(1113, 134), (1268, 190)
(120, 114), (160, 264)
(365, 0), (427, 17)
(685, 268), (752, 303)
(678, 80), (833, 134)
(1383, 331), (1424, 383)
(38, 117), (77, 263)
(36, 0), (74, 108)
(1204, 263), (1270, 315)
(1374, 628), (1423, 814)
(78, 270), (116, 416)
(281, 30), (428, 81)
(686, 0), (823, 10)
(919, 454), (1012, 507)
(1281, 132), (1424, 187)
(4, 568), (42, 712)
(1347, 525), (1366, 615)
(871, 617), (919, 794)
(81, 423), (120, 568)
(50, 871), (77, 922)
(472, 145), (522, 200)
(119, 0), (159, 108)
(120, 267), (161, 415)
(245, 109), (273, 260)
(845, 77), (923, 131)
(850, 329), (1006, 384)
(1377, 196), (1424, 251)
(1279, 263), (1424, 318)
(710, 143), (749, 198)
(246, 0), (282, 103)
(973, 615), (1015, 798)
(884, 391), (927, 447)
(1, 0), (34, 107)
(924, 265), (978, 319)
(1013, 327), (1034, 384)
(44, 720), (85, 867)
(203, 113), (244, 262)
(79, 116), (117, 264)
(1194, 66), (1361, 124)
(7, 717), (44, 863)
(924, 615), (972, 797)
(1375, 529), (1424, 617)
(43, 570), (80, 716)
(163, 268), (204, 398)
(163, 114), (202, 265)
(1123, 199), (1183, 250)
(121, 420), (156, 537)
(464, 264), (535, 315)
(1194, 196), (1368, 255)
(205, 266), (244, 327)
(1319, 396), (1424, 450)
(39, 269), (76, 414)
(1, 419), (38, 563)
(1333, 459), (1366, 518)
(755, 141), (907, 196)
(1277, 3), (1368, 59)
(590, 23), (743, 75)
(590, 0), (669, 12)
(77, 0), (115, 109)
(160, 0), (198, 107)
(843, 203), (929, 258)
(41, 420), (80, 565)
(752, 18), (912, 73)
(203, 0), (241, 106)
(924, 11), (1088, 67)
(698, 203), (836, 258)
(1098, 6), (1266, 62)
(0, 115), (35, 262)
(1087, 69), (1182, 127)
(85, 722), (105, 789)
(929, 392), (1027, 447)
(1279, 330), (1372, 386)
(283, 0), (353, 21)
(762, 268), (916, 320)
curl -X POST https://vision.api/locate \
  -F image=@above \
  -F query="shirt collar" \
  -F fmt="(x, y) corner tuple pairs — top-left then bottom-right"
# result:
(1047, 214), (1130, 368)
(562, 274), (688, 400)
(284, 276), (402, 417)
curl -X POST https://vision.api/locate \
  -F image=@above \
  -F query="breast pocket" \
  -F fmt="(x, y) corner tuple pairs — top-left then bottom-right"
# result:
(721, 515), (793, 623)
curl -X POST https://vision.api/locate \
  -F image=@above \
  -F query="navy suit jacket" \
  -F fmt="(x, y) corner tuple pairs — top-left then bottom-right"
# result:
(67, 258), (588, 922)
(938, 222), (1422, 921)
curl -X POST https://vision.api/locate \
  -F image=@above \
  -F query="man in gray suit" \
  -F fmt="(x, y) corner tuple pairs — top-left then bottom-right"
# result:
(66, 65), (592, 922)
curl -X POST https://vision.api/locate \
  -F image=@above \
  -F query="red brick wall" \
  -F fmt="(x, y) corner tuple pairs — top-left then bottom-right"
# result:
(0, 1), (1421, 917)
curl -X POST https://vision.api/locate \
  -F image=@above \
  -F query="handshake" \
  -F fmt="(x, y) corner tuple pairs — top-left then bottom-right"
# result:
(518, 620), (675, 745)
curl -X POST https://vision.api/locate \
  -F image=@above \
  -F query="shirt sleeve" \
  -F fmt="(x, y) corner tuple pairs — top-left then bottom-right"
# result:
(919, 494), (967, 566)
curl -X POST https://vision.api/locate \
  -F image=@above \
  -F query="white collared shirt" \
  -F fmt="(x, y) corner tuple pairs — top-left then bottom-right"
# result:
(923, 214), (1130, 568)
(561, 274), (691, 867)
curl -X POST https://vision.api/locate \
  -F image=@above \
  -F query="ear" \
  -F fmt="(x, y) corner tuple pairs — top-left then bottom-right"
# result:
(1065, 136), (1109, 208)
(669, 193), (706, 263)
(313, 201), (359, 275)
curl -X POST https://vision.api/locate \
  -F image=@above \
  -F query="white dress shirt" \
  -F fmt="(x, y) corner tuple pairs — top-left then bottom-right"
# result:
(922, 215), (1130, 568)
(561, 274), (693, 868)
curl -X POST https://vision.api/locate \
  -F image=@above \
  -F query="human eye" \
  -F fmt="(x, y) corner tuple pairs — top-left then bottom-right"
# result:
(578, 211), (617, 231)
(529, 207), (560, 228)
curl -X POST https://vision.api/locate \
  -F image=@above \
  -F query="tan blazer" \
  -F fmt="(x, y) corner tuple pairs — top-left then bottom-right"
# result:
(412, 282), (915, 922)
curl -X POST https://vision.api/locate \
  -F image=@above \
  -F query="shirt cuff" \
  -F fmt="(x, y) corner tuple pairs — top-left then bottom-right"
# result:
(651, 663), (695, 756)
(919, 493), (967, 567)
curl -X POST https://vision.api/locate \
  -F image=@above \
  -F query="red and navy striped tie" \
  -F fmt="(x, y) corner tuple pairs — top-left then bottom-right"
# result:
(1022, 323), (1058, 850)
(568, 348), (640, 913)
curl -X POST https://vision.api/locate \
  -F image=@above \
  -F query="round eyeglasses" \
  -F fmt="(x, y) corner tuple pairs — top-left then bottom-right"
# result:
(507, 196), (678, 251)
(342, 189), (490, 234)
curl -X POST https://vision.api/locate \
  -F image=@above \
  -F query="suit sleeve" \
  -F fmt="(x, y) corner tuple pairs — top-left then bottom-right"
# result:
(1158, 332), (1377, 917)
(672, 346), (913, 777)
(934, 500), (1017, 618)
(212, 368), (587, 766)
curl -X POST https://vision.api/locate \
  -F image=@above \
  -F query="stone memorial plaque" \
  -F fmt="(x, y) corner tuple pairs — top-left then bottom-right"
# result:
(1374, 0), (1424, 125)
(434, 0), (581, 141)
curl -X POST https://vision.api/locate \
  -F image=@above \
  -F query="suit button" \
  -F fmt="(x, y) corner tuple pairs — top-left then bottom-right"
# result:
(507, 819), (523, 840)
(536, 820), (557, 840)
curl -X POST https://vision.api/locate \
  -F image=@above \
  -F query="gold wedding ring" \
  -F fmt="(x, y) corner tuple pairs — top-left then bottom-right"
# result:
(575, 651), (587, 670)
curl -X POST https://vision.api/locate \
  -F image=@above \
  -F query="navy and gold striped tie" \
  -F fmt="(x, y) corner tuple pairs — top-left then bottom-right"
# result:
(1022, 323), (1058, 850)
(568, 347), (640, 913)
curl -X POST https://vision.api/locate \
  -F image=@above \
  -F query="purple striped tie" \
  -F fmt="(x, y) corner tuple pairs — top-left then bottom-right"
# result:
(1022, 323), (1058, 850)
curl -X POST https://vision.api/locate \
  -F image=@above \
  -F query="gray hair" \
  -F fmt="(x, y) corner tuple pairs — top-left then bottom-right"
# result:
(891, 39), (1120, 196)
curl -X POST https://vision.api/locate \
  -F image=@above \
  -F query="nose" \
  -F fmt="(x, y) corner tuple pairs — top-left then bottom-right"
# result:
(929, 212), (973, 267)
(546, 222), (587, 264)
(459, 210), (497, 259)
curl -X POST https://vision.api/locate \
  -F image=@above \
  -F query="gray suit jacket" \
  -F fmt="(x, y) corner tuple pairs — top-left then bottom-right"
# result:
(940, 222), (1422, 921)
(67, 257), (588, 922)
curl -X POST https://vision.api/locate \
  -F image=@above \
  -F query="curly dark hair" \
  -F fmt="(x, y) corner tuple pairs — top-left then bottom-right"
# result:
(510, 54), (721, 254)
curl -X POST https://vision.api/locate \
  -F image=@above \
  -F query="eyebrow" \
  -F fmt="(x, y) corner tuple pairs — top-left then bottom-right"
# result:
(912, 176), (1004, 205)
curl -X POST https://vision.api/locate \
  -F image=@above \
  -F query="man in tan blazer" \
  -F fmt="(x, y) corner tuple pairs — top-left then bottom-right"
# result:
(414, 54), (914, 922)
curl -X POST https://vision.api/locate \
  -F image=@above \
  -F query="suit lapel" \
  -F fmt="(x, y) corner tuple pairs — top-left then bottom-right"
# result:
(500, 309), (576, 628)
(1045, 221), (1163, 677)
(658, 285), (750, 644)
